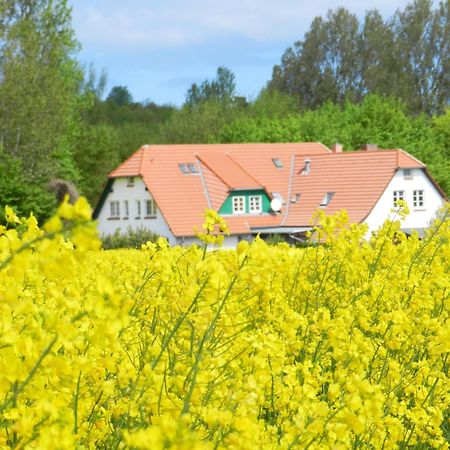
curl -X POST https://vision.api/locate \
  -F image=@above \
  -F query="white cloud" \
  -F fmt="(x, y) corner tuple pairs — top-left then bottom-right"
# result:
(72, 0), (411, 50)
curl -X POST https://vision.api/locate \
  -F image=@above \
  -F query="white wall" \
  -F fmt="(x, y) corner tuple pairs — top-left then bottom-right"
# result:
(96, 177), (176, 245)
(364, 169), (444, 236)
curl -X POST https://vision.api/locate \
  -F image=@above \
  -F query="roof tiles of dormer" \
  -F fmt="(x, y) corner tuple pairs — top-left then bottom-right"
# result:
(196, 152), (262, 190)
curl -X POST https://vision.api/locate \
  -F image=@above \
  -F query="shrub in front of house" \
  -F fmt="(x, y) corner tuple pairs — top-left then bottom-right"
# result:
(101, 226), (160, 249)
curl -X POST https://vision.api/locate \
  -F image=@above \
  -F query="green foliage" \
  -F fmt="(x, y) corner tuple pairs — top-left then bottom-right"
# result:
(0, 148), (56, 224)
(0, 0), (82, 184)
(269, 0), (450, 114)
(185, 66), (238, 107)
(72, 125), (121, 204)
(101, 227), (160, 250)
(160, 100), (246, 144)
(219, 95), (449, 194)
(106, 85), (133, 106)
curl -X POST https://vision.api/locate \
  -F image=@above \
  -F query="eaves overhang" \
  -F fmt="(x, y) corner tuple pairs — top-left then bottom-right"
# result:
(250, 226), (312, 234)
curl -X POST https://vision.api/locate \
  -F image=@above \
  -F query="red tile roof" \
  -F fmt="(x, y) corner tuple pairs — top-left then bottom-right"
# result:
(106, 144), (433, 237)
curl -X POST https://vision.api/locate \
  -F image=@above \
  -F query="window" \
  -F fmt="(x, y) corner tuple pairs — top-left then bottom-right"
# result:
(123, 200), (129, 218)
(272, 158), (283, 168)
(232, 196), (245, 214)
(403, 169), (413, 179)
(413, 190), (424, 208)
(110, 201), (120, 218)
(290, 193), (301, 203)
(320, 192), (334, 207)
(393, 190), (404, 207)
(303, 159), (311, 175)
(188, 163), (199, 173)
(178, 163), (190, 174)
(146, 199), (157, 218)
(136, 200), (141, 218)
(249, 195), (262, 213)
(127, 177), (135, 187)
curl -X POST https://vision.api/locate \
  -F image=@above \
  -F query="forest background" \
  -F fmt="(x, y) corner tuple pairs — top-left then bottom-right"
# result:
(0, 0), (449, 223)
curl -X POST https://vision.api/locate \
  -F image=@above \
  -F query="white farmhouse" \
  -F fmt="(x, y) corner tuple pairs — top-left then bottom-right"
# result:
(93, 143), (446, 245)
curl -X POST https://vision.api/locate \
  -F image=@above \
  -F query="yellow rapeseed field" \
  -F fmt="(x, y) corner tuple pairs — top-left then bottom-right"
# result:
(0, 199), (449, 449)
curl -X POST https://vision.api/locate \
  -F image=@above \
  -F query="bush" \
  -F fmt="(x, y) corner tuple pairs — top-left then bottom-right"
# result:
(101, 226), (160, 249)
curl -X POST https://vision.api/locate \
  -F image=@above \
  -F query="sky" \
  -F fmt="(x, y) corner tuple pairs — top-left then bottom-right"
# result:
(70, 0), (413, 107)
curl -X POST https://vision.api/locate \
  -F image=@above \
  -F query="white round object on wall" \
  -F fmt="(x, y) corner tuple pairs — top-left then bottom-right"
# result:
(270, 198), (282, 212)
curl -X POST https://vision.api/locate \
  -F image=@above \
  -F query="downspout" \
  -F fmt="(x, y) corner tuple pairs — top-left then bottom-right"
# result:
(281, 154), (296, 226)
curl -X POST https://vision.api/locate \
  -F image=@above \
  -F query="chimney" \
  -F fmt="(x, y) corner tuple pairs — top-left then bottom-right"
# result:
(331, 143), (343, 153)
(361, 144), (378, 151)
(303, 159), (311, 175)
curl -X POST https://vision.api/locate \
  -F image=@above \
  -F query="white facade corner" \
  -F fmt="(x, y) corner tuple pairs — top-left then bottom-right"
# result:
(96, 177), (177, 245)
(363, 169), (445, 237)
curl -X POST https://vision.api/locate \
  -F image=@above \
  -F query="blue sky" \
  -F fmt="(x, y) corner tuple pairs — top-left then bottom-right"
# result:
(71, 0), (413, 106)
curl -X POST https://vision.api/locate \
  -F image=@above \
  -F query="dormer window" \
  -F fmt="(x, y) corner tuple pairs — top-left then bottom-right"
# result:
(249, 195), (262, 213)
(272, 158), (283, 168)
(303, 159), (311, 175)
(232, 196), (245, 214)
(179, 162), (199, 174)
(291, 193), (301, 203)
(178, 163), (190, 174)
(127, 177), (135, 187)
(320, 192), (334, 207)
(188, 163), (199, 173)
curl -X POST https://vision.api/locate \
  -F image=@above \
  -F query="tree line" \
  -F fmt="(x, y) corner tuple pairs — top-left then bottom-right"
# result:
(0, 0), (449, 223)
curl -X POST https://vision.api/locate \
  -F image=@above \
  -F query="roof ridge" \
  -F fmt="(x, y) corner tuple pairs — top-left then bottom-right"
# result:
(225, 153), (264, 187)
(108, 146), (144, 177)
(397, 148), (425, 167)
(196, 154), (232, 189)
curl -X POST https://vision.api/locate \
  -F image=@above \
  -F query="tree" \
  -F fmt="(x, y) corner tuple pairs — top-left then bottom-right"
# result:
(0, 147), (56, 224)
(270, 8), (362, 109)
(392, 0), (450, 114)
(360, 10), (400, 97)
(106, 86), (133, 106)
(217, 95), (449, 194)
(269, 0), (450, 114)
(185, 66), (237, 107)
(0, 0), (82, 218)
(72, 125), (121, 204)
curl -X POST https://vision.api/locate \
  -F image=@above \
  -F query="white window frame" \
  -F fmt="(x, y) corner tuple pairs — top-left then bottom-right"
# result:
(136, 200), (141, 218)
(272, 158), (283, 168)
(188, 163), (199, 174)
(178, 163), (190, 174)
(123, 200), (129, 218)
(127, 177), (135, 187)
(110, 200), (120, 218)
(403, 169), (413, 179)
(320, 192), (334, 207)
(249, 195), (262, 213)
(413, 190), (424, 208)
(393, 190), (404, 207)
(145, 199), (157, 218)
(232, 196), (245, 214)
